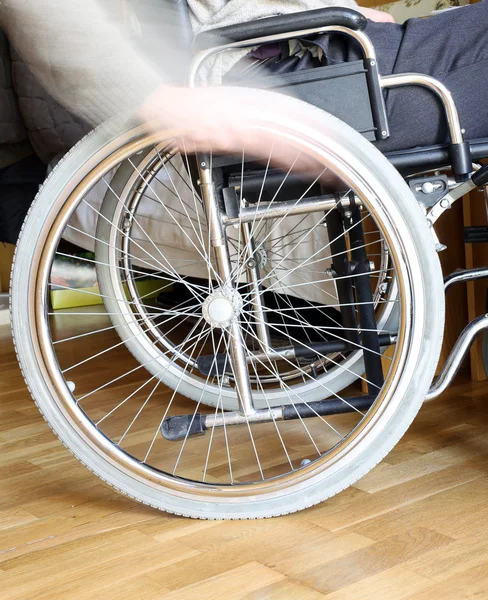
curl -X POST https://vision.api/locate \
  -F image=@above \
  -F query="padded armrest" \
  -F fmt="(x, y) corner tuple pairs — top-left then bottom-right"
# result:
(193, 7), (367, 52)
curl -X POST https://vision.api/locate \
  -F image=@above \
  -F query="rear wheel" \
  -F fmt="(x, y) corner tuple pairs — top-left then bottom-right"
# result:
(94, 134), (397, 410)
(11, 93), (444, 519)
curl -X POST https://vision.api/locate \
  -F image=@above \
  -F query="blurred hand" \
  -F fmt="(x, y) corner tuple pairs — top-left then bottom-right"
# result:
(142, 85), (295, 155)
(141, 85), (275, 152)
(139, 85), (325, 175)
(359, 7), (395, 23)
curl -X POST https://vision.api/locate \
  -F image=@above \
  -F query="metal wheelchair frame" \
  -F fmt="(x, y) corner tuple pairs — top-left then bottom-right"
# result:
(161, 10), (488, 439)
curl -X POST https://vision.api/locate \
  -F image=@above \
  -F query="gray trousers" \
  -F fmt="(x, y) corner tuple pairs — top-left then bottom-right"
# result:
(240, 1), (488, 152)
(361, 1), (488, 152)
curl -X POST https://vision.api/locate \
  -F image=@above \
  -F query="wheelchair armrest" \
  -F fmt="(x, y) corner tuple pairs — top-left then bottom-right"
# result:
(193, 7), (367, 52)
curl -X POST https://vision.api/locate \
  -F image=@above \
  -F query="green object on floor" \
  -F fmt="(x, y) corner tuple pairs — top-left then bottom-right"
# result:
(49, 251), (168, 309)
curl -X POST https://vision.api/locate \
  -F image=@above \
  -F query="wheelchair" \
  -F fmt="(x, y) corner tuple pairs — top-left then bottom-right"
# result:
(10, 3), (488, 519)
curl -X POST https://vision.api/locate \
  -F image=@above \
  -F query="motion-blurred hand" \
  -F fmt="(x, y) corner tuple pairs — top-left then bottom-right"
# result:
(140, 85), (325, 174)
(359, 7), (395, 22)
(141, 85), (291, 154)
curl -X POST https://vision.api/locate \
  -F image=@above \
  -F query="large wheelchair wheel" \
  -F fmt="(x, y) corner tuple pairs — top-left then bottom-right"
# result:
(11, 92), (444, 518)
(94, 138), (397, 410)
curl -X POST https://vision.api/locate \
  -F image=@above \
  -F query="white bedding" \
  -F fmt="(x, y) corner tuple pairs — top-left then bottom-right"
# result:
(63, 153), (336, 305)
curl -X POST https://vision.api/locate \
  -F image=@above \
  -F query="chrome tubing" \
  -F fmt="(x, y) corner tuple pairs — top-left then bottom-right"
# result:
(205, 407), (284, 429)
(381, 74), (464, 145)
(242, 222), (272, 352)
(444, 268), (488, 293)
(189, 26), (376, 87)
(222, 194), (349, 226)
(199, 163), (257, 417)
(426, 314), (488, 401)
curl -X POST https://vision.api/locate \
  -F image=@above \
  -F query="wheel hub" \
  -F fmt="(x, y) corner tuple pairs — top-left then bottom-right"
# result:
(202, 287), (243, 329)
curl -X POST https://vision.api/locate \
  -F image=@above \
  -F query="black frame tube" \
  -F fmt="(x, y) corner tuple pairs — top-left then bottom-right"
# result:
(197, 333), (395, 376)
(324, 208), (360, 345)
(348, 198), (385, 393)
(282, 394), (376, 419)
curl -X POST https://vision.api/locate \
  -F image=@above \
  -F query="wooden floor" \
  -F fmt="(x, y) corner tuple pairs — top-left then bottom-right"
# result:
(3, 323), (488, 599)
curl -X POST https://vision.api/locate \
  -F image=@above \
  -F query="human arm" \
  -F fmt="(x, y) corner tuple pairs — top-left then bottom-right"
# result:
(0, 0), (171, 125)
(0, 0), (394, 160)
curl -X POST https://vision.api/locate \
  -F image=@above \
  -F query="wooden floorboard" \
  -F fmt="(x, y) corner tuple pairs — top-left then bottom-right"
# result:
(2, 323), (488, 599)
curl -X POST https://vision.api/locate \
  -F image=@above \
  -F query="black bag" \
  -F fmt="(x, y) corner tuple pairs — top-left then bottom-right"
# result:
(0, 155), (46, 244)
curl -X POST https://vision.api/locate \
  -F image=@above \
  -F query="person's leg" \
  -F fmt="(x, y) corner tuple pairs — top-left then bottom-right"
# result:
(366, 1), (488, 152)
(226, 2), (488, 152)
